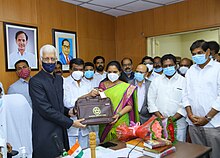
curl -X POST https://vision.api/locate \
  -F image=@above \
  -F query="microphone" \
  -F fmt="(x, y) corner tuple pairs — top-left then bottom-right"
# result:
(127, 132), (151, 158)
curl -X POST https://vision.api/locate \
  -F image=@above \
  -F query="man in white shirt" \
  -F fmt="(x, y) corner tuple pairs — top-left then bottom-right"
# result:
(7, 60), (32, 107)
(83, 62), (99, 88)
(9, 31), (36, 68)
(183, 40), (220, 158)
(152, 56), (163, 77)
(129, 64), (152, 124)
(148, 54), (187, 141)
(93, 56), (107, 85)
(64, 58), (99, 149)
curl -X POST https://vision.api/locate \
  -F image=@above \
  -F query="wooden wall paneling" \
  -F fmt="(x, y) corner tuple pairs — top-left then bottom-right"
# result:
(59, 2), (77, 31)
(164, 4), (179, 33)
(102, 15), (116, 41)
(124, 12), (143, 39)
(77, 7), (89, 38)
(142, 10), (154, 37)
(213, 0), (220, 24)
(0, 0), (37, 25)
(102, 40), (116, 62)
(115, 16), (125, 41)
(37, 0), (61, 29)
(87, 10), (103, 40)
(187, 0), (207, 30)
(176, 1), (188, 31)
(153, 7), (165, 35)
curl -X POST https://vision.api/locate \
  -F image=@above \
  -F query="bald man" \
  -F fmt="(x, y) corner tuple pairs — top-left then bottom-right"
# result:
(129, 64), (152, 124)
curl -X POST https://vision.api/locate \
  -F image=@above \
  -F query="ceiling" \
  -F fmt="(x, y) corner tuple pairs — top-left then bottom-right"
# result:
(62, 0), (184, 17)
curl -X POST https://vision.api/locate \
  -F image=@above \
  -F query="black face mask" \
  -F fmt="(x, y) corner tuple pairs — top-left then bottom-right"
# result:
(96, 65), (104, 71)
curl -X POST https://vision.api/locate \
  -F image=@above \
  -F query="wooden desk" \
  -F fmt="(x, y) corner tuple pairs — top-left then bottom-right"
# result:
(109, 140), (211, 158)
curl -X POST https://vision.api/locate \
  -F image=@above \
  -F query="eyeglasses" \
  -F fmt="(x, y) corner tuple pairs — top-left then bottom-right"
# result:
(62, 45), (70, 49)
(41, 57), (57, 63)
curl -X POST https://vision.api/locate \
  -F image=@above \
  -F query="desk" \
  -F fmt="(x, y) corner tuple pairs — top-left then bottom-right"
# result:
(109, 140), (211, 158)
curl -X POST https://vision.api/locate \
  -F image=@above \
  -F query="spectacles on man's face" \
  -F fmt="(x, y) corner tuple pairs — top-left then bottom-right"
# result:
(41, 57), (57, 63)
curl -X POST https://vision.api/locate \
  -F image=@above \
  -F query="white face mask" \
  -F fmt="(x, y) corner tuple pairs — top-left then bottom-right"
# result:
(108, 73), (119, 82)
(71, 71), (83, 81)
(179, 66), (189, 75)
(146, 64), (153, 72)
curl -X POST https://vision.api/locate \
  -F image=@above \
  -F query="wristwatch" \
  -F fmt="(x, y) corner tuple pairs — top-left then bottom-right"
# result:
(205, 115), (212, 122)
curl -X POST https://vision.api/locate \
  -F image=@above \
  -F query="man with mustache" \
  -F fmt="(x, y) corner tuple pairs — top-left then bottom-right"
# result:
(120, 57), (134, 82)
(93, 56), (107, 86)
(9, 31), (36, 68)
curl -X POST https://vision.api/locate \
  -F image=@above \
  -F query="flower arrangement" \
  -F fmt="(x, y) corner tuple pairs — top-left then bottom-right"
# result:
(116, 115), (177, 143)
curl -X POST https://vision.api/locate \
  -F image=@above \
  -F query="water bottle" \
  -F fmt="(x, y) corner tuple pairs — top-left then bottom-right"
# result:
(19, 147), (27, 158)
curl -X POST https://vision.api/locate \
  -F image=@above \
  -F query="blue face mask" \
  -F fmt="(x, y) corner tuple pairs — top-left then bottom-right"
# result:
(42, 62), (56, 73)
(154, 67), (163, 73)
(84, 70), (94, 79)
(0, 98), (3, 108)
(134, 72), (144, 82)
(192, 54), (207, 65)
(163, 66), (176, 76)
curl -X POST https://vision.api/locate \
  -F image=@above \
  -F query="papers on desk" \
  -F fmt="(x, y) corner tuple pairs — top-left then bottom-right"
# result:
(82, 146), (143, 158)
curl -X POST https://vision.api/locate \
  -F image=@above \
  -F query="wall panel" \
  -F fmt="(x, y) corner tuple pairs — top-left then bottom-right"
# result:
(0, 0), (116, 91)
(116, 0), (220, 67)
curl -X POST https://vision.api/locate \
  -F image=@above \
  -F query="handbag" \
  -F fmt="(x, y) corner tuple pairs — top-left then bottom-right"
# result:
(75, 96), (114, 125)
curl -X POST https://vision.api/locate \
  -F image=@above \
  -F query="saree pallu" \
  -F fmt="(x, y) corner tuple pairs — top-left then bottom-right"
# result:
(99, 82), (139, 142)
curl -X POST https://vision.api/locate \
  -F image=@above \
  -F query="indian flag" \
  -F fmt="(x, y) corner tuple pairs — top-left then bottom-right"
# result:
(68, 141), (84, 158)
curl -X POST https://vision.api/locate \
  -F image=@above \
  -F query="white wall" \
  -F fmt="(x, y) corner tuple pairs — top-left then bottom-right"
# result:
(147, 28), (219, 59)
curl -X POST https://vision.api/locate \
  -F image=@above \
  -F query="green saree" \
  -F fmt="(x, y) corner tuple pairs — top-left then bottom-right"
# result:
(99, 81), (139, 142)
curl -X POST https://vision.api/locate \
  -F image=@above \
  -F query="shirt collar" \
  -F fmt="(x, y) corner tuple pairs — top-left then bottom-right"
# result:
(19, 78), (29, 83)
(195, 59), (214, 70)
(162, 71), (179, 80)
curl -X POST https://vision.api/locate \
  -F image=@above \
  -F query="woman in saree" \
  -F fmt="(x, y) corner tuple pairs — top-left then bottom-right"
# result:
(99, 61), (139, 142)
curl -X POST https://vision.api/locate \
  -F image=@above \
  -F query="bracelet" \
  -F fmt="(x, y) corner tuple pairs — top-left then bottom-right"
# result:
(117, 112), (122, 117)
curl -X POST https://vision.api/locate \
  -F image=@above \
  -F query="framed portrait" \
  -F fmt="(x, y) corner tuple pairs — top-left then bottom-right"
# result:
(52, 29), (77, 71)
(4, 22), (38, 71)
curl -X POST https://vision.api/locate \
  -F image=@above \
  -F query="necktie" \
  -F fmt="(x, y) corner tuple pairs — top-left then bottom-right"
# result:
(66, 56), (69, 64)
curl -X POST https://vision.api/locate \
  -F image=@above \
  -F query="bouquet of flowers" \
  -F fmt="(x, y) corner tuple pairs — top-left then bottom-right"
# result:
(116, 115), (177, 143)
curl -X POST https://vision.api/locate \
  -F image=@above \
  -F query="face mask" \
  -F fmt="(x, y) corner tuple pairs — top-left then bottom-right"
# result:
(0, 98), (2, 108)
(108, 73), (119, 82)
(134, 72), (144, 82)
(163, 66), (176, 76)
(209, 55), (213, 59)
(154, 67), (163, 73)
(146, 64), (153, 72)
(84, 71), (94, 79)
(18, 68), (30, 79)
(42, 62), (56, 73)
(179, 66), (189, 75)
(72, 71), (83, 81)
(192, 54), (207, 65)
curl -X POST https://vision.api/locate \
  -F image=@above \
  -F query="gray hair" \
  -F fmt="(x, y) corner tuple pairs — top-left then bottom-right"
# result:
(40, 44), (57, 58)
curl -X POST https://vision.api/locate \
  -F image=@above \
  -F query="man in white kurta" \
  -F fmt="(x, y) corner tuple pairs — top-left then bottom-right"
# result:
(148, 54), (187, 141)
(0, 94), (32, 158)
(63, 58), (99, 149)
(183, 40), (220, 158)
